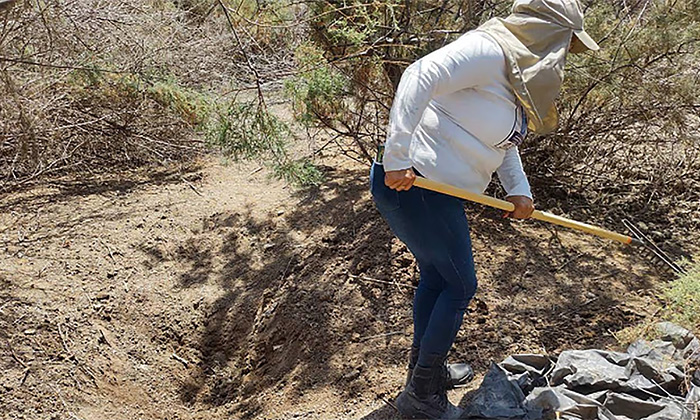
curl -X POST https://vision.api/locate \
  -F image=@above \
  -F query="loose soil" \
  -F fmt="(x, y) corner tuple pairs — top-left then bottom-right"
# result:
(0, 156), (692, 420)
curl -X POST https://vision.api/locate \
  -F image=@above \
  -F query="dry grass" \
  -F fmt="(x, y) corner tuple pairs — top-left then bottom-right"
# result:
(0, 0), (304, 191)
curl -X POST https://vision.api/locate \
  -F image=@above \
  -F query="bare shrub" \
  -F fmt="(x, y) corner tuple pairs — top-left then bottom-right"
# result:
(0, 1), (206, 189)
(0, 0), (312, 191)
(533, 0), (700, 229)
(276, 0), (700, 237)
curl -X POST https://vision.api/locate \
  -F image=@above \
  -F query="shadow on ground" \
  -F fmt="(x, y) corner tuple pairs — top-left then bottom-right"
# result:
(0, 164), (203, 213)
(132, 164), (667, 419)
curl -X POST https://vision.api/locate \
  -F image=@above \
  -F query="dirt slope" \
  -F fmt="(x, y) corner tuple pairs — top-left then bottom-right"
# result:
(0, 156), (678, 420)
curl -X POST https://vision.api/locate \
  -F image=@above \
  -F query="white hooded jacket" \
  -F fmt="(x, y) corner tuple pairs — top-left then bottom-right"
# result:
(383, 31), (532, 198)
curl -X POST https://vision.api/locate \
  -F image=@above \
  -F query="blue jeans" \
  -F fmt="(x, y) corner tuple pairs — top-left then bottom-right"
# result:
(370, 163), (477, 368)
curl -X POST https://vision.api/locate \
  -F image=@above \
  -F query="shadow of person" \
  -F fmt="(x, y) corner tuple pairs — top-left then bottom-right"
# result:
(358, 386), (484, 420)
(357, 402), (403, 420)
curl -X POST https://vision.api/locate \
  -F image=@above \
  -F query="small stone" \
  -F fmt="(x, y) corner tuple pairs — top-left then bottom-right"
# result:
(500, 335), (514, 346)
(277, 210), (285, 216)
(23, 329), (36, 335)
(263, 243), (275, 250)
(343, 369), (361, 381)
(96, 292), (110, 300)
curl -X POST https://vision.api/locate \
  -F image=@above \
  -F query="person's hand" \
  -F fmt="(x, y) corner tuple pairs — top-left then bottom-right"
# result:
(385, 168), (416, 191)
(504, 195), (535, 219)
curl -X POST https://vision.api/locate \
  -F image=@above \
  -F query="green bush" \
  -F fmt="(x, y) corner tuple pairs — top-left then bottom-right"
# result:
(68, 70), (212, 128)
(206, 101), (287, 160)
(272, 158), (325, 187)
(662, 260), (700, 332)
(284, 44), (348, 125)
(615, 259), (700, 345)
(62, 67), (324, 188)
(147, 79), (211, 127)
(205, 100), (324, 188)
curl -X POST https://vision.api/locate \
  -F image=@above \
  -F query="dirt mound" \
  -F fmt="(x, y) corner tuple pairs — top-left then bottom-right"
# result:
(0, 158), (680, 419)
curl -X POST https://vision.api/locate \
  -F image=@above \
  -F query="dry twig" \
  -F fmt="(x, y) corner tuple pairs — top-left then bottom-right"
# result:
(348, 273), (417, 290)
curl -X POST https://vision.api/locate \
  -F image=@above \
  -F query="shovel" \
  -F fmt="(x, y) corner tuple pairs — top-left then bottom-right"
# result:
(413, 176), (686, 275)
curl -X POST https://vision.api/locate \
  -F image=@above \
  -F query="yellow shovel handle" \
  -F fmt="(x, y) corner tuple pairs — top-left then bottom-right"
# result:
(412, 176), (636, 245)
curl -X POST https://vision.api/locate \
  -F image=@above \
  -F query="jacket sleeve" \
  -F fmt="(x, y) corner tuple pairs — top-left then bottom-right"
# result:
(496, 147), (532, 199)
(383, 34), (502, 171)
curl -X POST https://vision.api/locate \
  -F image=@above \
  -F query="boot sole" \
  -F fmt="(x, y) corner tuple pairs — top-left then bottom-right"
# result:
(395, 390), (457, 420)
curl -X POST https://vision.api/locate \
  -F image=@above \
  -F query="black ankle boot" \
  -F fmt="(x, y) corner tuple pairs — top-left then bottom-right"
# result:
(396, 361), (461, 419)
(405, 346), (421, 387)
(406, 346), (475, 389)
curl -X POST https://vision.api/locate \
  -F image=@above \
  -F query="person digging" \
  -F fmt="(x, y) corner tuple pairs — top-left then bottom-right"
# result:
(370, 0), (600, 418)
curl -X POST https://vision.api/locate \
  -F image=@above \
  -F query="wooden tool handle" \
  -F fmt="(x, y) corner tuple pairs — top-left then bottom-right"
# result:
(413, 176), (635, 245)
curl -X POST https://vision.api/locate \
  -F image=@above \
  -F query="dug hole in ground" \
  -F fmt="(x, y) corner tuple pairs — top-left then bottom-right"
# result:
(1, 151), (697, 420)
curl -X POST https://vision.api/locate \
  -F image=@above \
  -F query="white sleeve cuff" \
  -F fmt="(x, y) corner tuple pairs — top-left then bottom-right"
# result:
(382, 155), (413, 171)
(382, 134), (413, 171)
(497, 147), (532, 199)
(504, 183), (533, 199)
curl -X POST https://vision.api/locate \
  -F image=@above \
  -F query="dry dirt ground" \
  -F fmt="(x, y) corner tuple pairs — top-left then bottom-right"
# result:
(0, 156), (693, 420)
